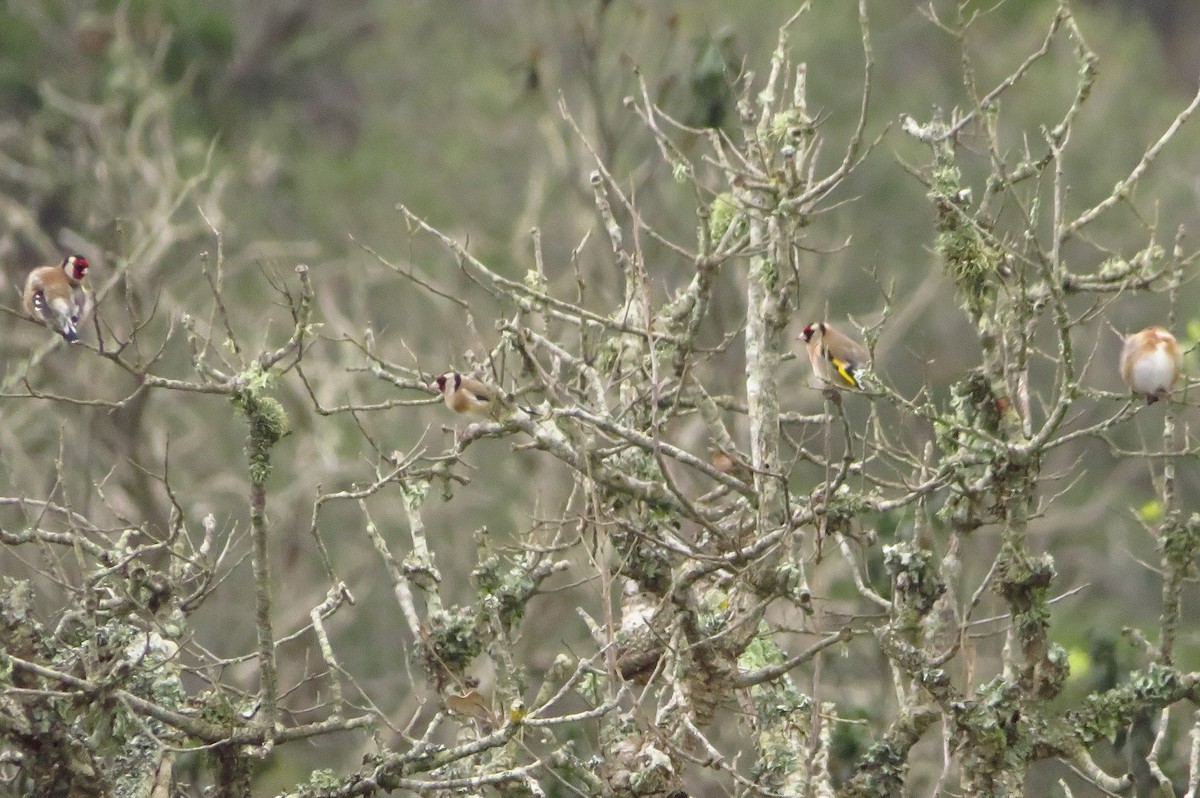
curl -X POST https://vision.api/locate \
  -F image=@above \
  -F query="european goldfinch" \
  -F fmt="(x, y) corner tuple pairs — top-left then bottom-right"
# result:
(434, 372), (533, 420)
(1120, 326), (1181, 404)
(799, 322), (868, 390)
(23, 255), (91, 343)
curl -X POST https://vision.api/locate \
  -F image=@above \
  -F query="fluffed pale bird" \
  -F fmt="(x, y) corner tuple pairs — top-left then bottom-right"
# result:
(1120, 326), (1181, 404)
(23, 255), (91, 343)
(433, 372), (534, 420)
(799, 322), (868, 390)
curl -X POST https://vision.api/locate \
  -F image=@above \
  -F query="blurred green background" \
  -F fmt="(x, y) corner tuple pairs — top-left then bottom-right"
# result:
(0, 1), (1197, 794)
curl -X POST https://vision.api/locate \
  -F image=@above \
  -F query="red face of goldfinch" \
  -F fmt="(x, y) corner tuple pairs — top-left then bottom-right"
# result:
(800, 322), (868, 389)
(23, 257), (91, 343)
(1120, 326), (1181, 403)
(62, 254), (89, 283)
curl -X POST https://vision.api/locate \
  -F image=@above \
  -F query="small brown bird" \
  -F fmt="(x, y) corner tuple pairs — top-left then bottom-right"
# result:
(799, 322), (868, 389)
(23, 255), (91, 343)
(708, 446), (753, 482)
(1120, 326), (1181, 403)
(433, 372), (533, 420)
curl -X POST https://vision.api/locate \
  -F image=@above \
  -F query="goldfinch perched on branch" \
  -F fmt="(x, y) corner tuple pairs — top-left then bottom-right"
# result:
(23, 255), (91, 343)
(433, 372), (534, 420)
(1120, 326), (1181, 404)
(799, 322), (868, 390)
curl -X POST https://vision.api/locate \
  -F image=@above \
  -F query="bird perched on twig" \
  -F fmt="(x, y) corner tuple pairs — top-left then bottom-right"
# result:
(433, 372), (534, 420)
(708, 445), (753, 482)
(799, 322), (868, 390)
(1120, 326), (1181, 404)
(23, 254), (91, 343)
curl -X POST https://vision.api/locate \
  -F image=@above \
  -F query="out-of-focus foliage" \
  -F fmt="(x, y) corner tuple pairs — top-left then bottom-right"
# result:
(0, 1), (1197, 796)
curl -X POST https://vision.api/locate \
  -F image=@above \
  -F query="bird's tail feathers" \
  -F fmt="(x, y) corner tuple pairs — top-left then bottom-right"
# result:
(52, 309), (79, 343)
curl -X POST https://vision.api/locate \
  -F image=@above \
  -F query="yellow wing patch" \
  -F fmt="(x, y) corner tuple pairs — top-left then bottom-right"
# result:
(827, 354), (860, 389)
